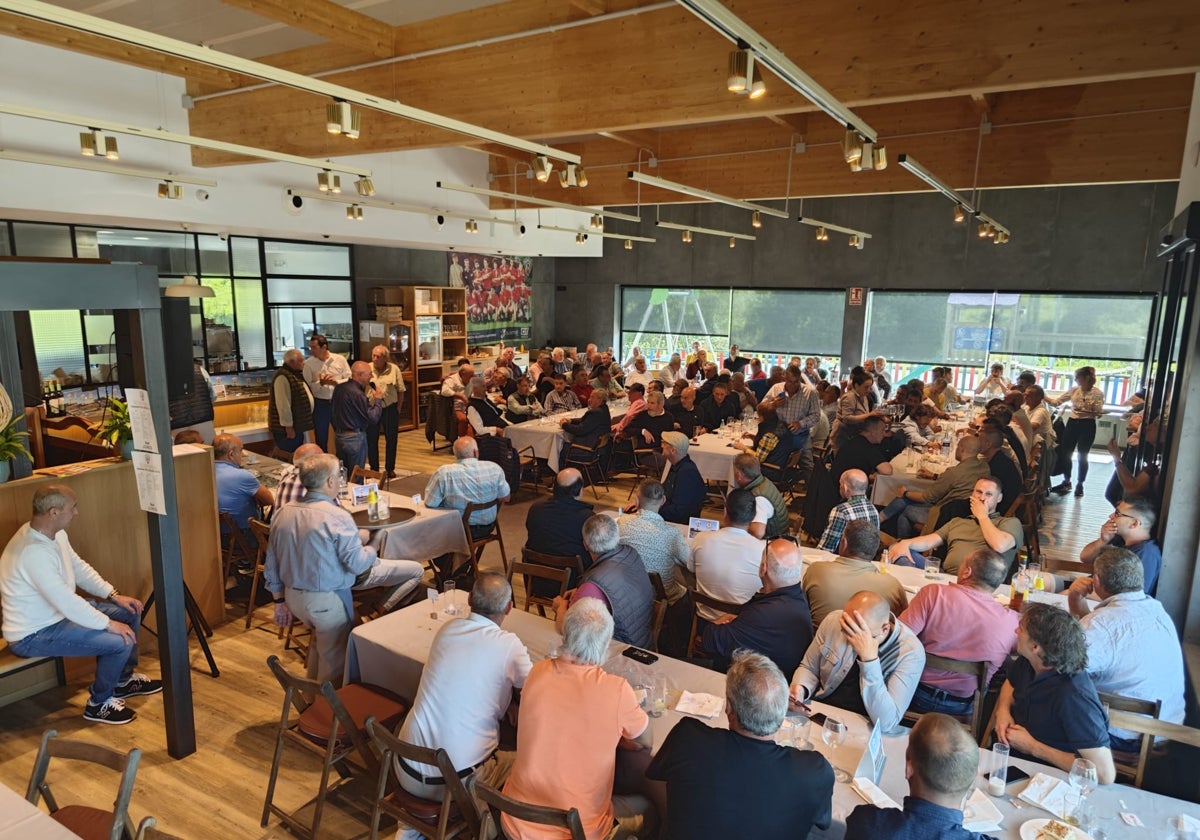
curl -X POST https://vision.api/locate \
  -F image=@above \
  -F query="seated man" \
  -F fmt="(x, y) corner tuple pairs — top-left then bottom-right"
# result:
(560, 388), (611, 450)
(846, 714), (995, 840)
(977, 426), (1023, 513)
(817, 469), (879, 553)
(524, 468), (593, 568)
(804, 520), (908, 628)
(503, 600), (653, 840)
(623, 390), (676, 466)
(830, 415), (894, 483)
(668, 386), (703, 438)
(731, 454), (790, 540)
(1, 485), (161, 725)
(654, 431), (706, 525)
(441, 362), (476, 438)
(213, 432), (274, 548)
(890, 477), (1022, 575)
(728, 372), (758, 412)
(617, 479), (689, 605)
(553, 515), (655, 648)
(624, 355), (654, 390)
(467, 380), (509, 437)
(657, 353), (684, 389)
(265, 454), (377, 685)
(701, 540), (814, 677)
(505, 375), (544, 424)
(698, 381), (740, 431)
(272, 442), (326, 509)
(992, 603), (1116, 783)
(396, 574), (532, 804)
(790, 590), (925, 732)
(1067, 547), (1185, 751)
(610, 382), (648, 438)
(543, 373), (582, 414)
(647, 651), (833, 840)
(688, 490), (764, 620)
(880, 435), (988, 539)
(900, 548), (1018, 716)
(734, 404), (794, 474)
(1077, 495), (1161, 595)
(589, 365), (626, 401)
(424, 437), (511, 578)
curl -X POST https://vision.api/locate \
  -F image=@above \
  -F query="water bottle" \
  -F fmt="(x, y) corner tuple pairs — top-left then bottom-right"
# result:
(367, 487), (380, 522)
(940, 432), (951, 458)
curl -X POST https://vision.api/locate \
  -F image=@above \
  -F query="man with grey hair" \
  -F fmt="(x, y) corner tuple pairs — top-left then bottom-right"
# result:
(265, 453), (377, 685)
(817, 468), (879, 553)
(618, 479), (689, 604)
(268, 347), (314, 454)
(271, 442), (326, 509)
(395, 573), (532, 810)
(1067, 546), (1185, 751)
(657, 352), (684, 389)
(791, 590), (925, 732)
(504, 599), (654, 840)
(700, 539), (815, 676)
(845, 714), (988, 839)
(880, 434), (988, 539)
(367, 343), (405, 478)
(2, 485), (161, 725)
(647, 650), (833, 840)
(331, 360), (384, 473)
(425, 436), (511, 583)
(554, 515), (655, 648)
(640, 430), (704, 524)
(732, 453), (789, 540)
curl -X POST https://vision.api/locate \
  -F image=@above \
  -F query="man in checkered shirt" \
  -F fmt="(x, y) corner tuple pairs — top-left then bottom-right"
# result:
(817, 469), (880, 554)
(762, 363), (823, 482)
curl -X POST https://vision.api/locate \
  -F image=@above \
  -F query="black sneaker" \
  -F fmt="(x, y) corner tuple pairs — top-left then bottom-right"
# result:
(114, 673), (164, 698)
(1050, 480), (1072, 495)
(1074, 483), (1085, 498)
(83, 697), (136, 725)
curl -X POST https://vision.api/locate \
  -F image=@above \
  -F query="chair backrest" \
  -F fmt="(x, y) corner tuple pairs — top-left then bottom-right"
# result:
(462, 500), (502, 535)
(351, 465), (385, 485)
(1098, 690), (1162, 788)
(471, 779), (585, 840)
(647, 572), (668, 602)
(509, 561), (570, 609)
(649, 598), (668, 653)
(248, 517), (271, 563)
(687, 589), (746, 658)
(134, 816), (187, 840)
(521, 548), (585, 576)
(921, 653), (989, 742)
(364, 718), (481, 839)
(219, 511), (254, 560)
(26, 729), (142, 840)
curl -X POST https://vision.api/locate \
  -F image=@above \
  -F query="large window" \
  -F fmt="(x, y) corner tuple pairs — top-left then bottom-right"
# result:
(620, 286), (843, 372)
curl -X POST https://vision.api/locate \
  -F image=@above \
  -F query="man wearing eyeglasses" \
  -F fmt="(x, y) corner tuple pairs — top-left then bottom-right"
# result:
(1078, 495), (1161, 595)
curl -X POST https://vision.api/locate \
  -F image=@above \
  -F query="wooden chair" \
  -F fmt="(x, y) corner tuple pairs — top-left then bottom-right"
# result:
(521, 548), (586, 590)
(244, 517), (272, 629)
(363, 718), (481, 840)
(471, 778), (585, 840)
(686, 589), (746, 659)
(508, 561), (570, 617)
(900, 654), (990, 743)
(647, 572), (669, 653)
(562, 434), (610, 500)
(762, 448), (806, 504)
(219, 511), (256, 580)
(134, 816), (187, 840)
(515, 443), (542, 495)
(262, 655), (409, 839)
(26, 729), (141, 840)
(351, 465), (387, 489)
(462, 500), (509, 577)
(1098, 691), (1162, 788)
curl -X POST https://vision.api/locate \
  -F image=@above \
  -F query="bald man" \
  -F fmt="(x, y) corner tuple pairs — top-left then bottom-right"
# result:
(268, 348), (315, 454)
(791, 590), (925, 733)
(331, 361), (383, 473)
(524, 468), (594, 584)
(273, 443), (326, 509)
(817, 469), (879, 553)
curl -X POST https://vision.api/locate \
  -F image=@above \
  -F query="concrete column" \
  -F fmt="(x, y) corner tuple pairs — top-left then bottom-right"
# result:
(1176, 74), (1200, 215)
(839, 288), (868, 369)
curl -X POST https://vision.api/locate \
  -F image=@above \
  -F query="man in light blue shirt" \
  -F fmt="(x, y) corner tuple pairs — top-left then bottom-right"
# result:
(213, 433), (273, 550)
(424, 437), (511, 537)
(616, 479), (689, 604)
(265, 453), (375, 685)
(1067, 547), (1186, 751)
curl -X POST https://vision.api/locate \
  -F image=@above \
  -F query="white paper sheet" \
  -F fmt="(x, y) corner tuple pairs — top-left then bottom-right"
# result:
(674, 690), (724, 718)
(124, 387), (158, 454)
(131, 451), (166, 515)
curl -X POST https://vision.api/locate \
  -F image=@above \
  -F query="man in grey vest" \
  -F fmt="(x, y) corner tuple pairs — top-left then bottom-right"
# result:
(268, 349), (315, 455)
(732, 453), (790, 540)
(553, 515), (654, 648)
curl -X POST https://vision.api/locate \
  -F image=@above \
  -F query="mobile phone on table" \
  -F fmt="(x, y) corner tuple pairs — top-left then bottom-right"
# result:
(989, 765), (1030, 785)
(621, 647), (658, 665)
(807, 711), (828, 727)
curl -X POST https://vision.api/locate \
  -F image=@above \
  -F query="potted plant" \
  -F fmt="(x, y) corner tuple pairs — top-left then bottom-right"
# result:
(92, 397), (134, 460)
(0, 383), (31, 481)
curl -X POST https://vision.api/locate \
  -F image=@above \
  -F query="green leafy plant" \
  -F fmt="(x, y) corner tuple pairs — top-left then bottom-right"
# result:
(0, 418), (31, 464)
(91, 397), (132, 449)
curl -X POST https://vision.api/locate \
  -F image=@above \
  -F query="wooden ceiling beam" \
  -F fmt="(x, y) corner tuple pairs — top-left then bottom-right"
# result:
(216, 0), (395, 59)
(570, 0), (608, 16)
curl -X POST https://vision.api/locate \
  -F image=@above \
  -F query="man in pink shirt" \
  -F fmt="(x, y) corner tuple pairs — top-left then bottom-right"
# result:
(502, 599), (654, 840)
(899, 548), (1017, 716)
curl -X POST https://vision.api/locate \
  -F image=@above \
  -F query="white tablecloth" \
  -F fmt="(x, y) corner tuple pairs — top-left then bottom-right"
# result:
(0, 784), (83, 839)
(504, 403), (630, 473)
(871, 450), (957, 505)
(353, 491), (470, 563)
(684, 432), (739, 484)
(344, 601), (1190, 838)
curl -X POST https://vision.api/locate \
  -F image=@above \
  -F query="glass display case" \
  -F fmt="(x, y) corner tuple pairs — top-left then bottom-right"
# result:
(416, 315), (443, 365)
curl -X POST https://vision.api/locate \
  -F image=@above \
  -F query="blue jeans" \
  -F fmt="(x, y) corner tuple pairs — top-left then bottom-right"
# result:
(273, 429), (306, 454)
(313, 398), (333, 451)
(909, 681), (974, 716)
(335, 430), (367, 474)
(880, 497), (931, 539)
(11, 600), (139, 705)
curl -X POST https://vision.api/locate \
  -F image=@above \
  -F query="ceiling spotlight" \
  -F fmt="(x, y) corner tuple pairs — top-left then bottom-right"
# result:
(317, 170), (331, 192)
(728, 49), (749, 93)
(954, 204), (966, 224)
(872, 146), (887, 170)
(729, 237), (736, 249)
(534, 155), (553, 183)
(576, 232), (588, 245)
(331, 175), (341, 194)
(682, 229), (693, 244)
(466, 219), (479, 234)
(326, 100), (361, 139)
(559, 168), (569, 188)
(624, 239), (633, 250)
(104, 136), (118, 160)
(977, 222), (993, 238)
(576, 166), (588, 188)
(751, 210), (762, 229)
(355, 177), (375, 197)
(356, 205), (364, 220)
(346, 205), (354, 220)
(848, 234), (860, 248)
(995, 231), (1010, 244)
(842, 129), (864, 166)
(748, 76), (766, 100)
(157, 180), (182, 200)
(815, 226), (829, 242)
(79, 130), (97, 157)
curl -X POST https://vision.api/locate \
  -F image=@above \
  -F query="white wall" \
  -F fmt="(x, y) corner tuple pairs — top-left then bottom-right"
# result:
(1176, 74), (1200, 217)
(0, 35), (602, 258)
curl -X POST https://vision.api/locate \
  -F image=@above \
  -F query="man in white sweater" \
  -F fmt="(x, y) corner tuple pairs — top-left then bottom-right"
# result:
(1, 485), (161, 725)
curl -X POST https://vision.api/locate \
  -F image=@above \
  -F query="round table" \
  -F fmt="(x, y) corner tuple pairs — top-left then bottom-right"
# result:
(351, 506), (416, 530)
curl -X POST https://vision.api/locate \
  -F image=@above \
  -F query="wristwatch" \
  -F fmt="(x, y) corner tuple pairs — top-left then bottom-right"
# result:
(108, 588), (120, 602)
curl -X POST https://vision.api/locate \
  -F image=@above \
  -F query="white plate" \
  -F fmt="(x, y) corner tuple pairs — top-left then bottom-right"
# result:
(1019, 818), (1094, 840)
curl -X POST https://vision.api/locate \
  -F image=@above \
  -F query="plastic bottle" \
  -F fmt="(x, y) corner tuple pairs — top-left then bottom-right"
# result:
(367, 487), (380, 523)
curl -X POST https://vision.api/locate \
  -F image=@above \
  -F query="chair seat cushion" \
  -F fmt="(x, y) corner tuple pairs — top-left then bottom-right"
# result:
(385, 786), (460, 824)
(51, 805), (115, 840)
(297, 682), (407, 742)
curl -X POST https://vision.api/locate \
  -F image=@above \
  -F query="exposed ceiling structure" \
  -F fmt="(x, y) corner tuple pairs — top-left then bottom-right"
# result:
(2, 0), (1199, 229)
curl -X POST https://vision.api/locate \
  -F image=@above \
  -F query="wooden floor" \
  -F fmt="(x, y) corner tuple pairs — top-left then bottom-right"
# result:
(0, 432), (1118, 837)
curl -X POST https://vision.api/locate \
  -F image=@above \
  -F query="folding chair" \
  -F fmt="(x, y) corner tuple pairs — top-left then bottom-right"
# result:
(219, 511), (255, 580)
(245, 517), (271, 629)
(26, 729), (141, 840)
(262, 655), (408, 839)
(471, 779), (585, 840)
(508, 561), (570, 617)
(562, 434), (611, 500)
(462, 500), (509, 577)
(351, 465), (387, 489)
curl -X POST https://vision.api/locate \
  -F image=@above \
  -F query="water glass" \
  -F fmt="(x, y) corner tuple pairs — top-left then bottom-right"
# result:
(377, 494), (390, 520)
(647, 674), (668, 718)
(924, 557), (942, 580)
(1061, 789), (1085, 827)
(443, 581), (459, 616)
(988, 743), (1009, 796)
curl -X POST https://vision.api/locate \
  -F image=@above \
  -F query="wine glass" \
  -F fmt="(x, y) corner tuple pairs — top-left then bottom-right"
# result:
(821, 716), (850, 782)
(1069, 757), (1098, 798)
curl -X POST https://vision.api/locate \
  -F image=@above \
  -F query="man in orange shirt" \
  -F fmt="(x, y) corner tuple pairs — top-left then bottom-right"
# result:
(502, 599), (654, 840)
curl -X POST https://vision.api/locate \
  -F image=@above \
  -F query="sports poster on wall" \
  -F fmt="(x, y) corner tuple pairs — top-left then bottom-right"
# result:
(447, 252), (533, 345)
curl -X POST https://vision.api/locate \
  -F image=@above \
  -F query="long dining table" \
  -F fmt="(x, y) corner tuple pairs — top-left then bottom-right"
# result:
(504, 400), (631, 473)
(0, 783), (83, 839)
(344, 597), (1194, 838)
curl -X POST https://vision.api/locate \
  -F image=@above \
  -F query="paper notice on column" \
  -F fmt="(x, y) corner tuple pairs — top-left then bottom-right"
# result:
(124, 388), (159, 454)
(132, 451), (167, 515)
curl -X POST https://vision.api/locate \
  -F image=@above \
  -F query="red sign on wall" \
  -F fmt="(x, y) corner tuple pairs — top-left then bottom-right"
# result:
(848, 287), (865, 306)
